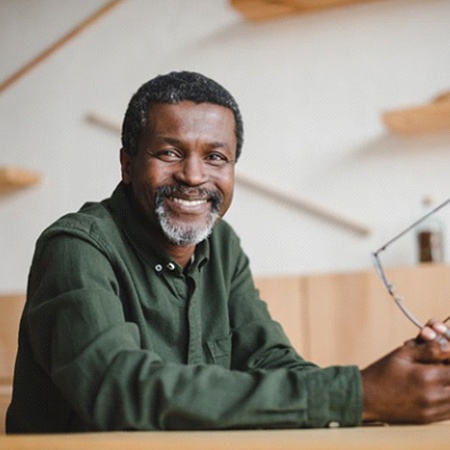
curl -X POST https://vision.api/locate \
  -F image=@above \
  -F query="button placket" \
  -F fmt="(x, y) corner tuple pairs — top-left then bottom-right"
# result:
(186, 276), (202, 364)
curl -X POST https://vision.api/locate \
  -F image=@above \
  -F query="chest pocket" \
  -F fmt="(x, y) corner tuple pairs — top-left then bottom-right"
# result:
(206, 334), (232, 369)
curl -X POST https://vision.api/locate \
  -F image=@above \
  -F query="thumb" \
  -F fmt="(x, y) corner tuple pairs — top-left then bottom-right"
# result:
(404, 338), (450, 364)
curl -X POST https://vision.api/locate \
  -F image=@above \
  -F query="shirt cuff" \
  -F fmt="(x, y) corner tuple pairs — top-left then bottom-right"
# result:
(307, 365), (363, 428)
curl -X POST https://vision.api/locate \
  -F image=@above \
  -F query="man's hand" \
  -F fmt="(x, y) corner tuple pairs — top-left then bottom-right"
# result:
(361, 321), (450, 424)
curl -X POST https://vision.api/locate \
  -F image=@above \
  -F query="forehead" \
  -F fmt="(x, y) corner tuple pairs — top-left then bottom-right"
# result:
(145, 101), (236, 140)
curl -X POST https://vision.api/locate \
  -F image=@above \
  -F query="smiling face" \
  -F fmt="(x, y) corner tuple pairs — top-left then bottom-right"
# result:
(121, 101), (237, 249)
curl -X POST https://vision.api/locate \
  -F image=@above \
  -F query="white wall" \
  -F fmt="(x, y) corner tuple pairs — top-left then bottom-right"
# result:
(1, 0), (449, 293)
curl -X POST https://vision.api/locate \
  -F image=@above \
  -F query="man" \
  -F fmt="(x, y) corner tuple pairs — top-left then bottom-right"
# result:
(6, 71), (450, 433)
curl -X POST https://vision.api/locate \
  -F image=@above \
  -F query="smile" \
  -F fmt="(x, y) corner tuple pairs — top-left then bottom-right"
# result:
(171, 197), (208, 207)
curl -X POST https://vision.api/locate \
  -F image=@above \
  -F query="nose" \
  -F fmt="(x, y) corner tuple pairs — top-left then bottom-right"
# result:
(174, 155), (208, 186)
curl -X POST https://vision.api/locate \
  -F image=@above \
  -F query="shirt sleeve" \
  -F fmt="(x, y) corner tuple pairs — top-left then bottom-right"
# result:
(25, 224), (362, 431)
(225, 234), (363, 428)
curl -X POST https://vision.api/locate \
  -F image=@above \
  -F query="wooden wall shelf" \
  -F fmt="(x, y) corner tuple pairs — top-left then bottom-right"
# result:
(230, 0), (380, 21)
(383, 91), (450, 135)
(0, 166), (42, 193)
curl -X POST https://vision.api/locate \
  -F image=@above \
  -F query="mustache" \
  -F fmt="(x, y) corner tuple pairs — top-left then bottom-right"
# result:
(155, 185), (223, 210)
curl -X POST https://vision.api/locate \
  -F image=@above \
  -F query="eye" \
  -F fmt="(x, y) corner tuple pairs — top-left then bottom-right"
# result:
(152, 149), (183, 163)
(204, 152), (232, 167)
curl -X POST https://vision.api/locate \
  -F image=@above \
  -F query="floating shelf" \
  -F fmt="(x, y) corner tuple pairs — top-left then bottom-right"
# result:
(230, 0), (380, 21)
(383, 91), (450, 135)
(0, 166), (42, 193)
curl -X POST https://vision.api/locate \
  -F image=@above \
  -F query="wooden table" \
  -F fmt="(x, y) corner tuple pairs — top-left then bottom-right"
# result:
(2, 423), (450, 450)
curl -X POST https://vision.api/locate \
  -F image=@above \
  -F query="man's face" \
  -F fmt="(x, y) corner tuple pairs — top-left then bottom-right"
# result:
(121, 101), (237, 247)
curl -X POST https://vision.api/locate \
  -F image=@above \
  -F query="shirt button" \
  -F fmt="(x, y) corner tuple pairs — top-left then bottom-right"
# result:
(166, 262), (176, 271)
(327, 421), (340, 428)
(154, 264), (163, 272)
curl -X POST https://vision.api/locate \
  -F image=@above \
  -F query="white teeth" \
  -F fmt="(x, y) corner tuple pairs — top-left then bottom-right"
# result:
(172, 197), (207, 207)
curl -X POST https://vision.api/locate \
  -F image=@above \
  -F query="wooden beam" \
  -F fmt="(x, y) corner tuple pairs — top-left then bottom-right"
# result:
(0, 0), (127, 94)
(236, 171), (370, 236)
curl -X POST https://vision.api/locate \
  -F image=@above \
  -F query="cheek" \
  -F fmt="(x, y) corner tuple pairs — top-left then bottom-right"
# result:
(133, 162), (161, 188)
(144, 161), (173, 185)
(133, 178), (157, 218)
(218, 174), (235, 211)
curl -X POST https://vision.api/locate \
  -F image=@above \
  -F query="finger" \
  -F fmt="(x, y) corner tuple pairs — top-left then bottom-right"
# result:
(425, 318), (450, 336)
(431, 322), (450, 341)
(405, 338), (450, 363)
(419, 319), (450, 344)
(419, 326), (438, 342)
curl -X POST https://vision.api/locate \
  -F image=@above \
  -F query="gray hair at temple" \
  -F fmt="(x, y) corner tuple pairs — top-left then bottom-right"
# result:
(121, 71), (244, 160)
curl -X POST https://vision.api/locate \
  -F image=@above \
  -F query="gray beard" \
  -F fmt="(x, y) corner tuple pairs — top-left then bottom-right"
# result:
(154, 185), (222, 246)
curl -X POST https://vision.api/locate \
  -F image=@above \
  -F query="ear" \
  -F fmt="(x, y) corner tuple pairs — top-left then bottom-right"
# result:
(120, 149), (133, 185)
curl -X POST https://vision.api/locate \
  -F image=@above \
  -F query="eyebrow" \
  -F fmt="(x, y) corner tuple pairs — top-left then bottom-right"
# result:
(158, 136), (231, 150)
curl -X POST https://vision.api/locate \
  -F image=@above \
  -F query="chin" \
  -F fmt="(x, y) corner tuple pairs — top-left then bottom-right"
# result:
(161, 215), (219, 247)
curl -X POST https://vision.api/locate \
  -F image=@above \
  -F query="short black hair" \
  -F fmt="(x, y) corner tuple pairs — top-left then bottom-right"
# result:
(121, 71), (243, 160)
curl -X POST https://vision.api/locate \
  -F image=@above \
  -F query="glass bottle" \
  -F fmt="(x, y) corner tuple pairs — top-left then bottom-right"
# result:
(416, 196), (445, 263)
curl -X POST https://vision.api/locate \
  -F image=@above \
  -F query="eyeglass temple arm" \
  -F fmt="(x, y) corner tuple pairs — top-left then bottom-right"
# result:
(374, 197), (450, 254)
(394, 296), (423, 329)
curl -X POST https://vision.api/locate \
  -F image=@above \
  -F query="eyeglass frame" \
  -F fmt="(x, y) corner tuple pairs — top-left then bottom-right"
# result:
(371, 197), (450, 329)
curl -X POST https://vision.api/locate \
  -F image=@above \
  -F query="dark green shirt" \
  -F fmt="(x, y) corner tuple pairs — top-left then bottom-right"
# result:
(7, 183), (362, 433)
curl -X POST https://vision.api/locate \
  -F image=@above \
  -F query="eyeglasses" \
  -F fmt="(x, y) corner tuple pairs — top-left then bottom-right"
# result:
(371, 197), (450, 329)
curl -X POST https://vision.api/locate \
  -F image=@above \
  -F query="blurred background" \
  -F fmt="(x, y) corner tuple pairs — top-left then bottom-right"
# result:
(1, 0), (449, 293)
